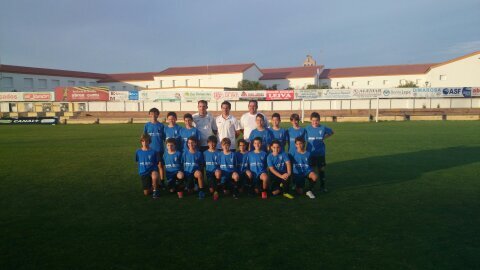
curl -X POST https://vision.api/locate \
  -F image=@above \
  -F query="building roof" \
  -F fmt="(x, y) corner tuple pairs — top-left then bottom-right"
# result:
(260, 65), (324, 80)
(158, 63), (257, 76)
(319, 63), (436, 79)
(98, 72), (160, 83)
(0, 64), (106, 79)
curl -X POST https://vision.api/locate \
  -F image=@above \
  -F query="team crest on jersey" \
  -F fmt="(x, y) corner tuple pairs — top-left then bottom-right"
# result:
(279, 155), (283, 161)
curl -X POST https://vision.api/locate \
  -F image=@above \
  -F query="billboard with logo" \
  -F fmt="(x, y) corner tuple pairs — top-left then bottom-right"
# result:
(472, 87), (480, 97)
(55, 87), (110, 101)
(238, 90), (266, 100)
(0, 92), (55, 102)
(412, 88), (443, 98)
(441, 87), (472, 98)
(212, 91), (239, 101)
(266, 90), (294, 100)
(109, 91), (130, 101)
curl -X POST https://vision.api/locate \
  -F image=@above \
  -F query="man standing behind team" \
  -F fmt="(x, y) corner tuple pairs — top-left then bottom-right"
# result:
(193, 100), (218, 152)
(215, 101), (240, 151)
(240, 100), (268, 142)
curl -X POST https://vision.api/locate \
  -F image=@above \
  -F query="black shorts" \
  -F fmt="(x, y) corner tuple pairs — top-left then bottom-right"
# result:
(270, 175), (287, 191)
(310, 156), (326, 168)
(140, 174), (152, 190)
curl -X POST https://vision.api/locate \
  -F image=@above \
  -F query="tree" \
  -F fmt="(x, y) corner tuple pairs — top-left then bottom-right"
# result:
(397, 81), (418, 88)
(307, 84), (330, 89)
(237, 80), (266, 90)
(266, 84), (278, 90)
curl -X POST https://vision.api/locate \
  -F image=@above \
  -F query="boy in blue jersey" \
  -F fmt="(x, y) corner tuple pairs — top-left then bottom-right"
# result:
(180, 113), (200, 152)
(287, 113), (306, 157)
(248, 114), (274, 152)
(267, 140), (294, 199)
(305, 112), (334, 192)
(143, 108), (165, 188)
(218, 138), (241, 199)
(204, 135), (222, 200)
(247, 137), (269, 199)
(235, 139), (252, 194)
(164, 112), (183, 152)
(163, 138), (185, 198)
(182, 136), (206, 199)
(291, 137), (318, 199)
(135, 134), (160, 198)
(269, 113), (288, 151)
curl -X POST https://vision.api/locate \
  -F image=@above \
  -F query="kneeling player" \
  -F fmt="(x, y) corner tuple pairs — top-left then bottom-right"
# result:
(291, 137), (318, 199)
(135, 133), (160, 198)
(235, 139), (252, 194)
(163, 138), (185, 198)
(267, 140), (294, 199)
(204, 135), (222, 200)
(218, 138), (240, 199)
(247, 137), (269, 199)
(182, 136), (206, 199)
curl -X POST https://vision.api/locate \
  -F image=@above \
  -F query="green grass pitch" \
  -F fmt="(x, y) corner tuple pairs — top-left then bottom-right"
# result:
(1, 121), (479, 269)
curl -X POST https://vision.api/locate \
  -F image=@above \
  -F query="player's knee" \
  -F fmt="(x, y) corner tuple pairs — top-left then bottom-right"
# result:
(309, 172), (318, 182)
(177, 171), (184, 179)
(215, 170), (222, 179)
(232, 172), (239, 181)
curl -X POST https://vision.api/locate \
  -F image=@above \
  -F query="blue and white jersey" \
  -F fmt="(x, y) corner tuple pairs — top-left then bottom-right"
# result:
(291, 150), (313, 176)
(164, 124), (183, 151)
(143, 122), (165, 154)
(247, 151), (268, 175)
(267, 152), (290, 174)
(248, 128), (274, 152)
(269, 127), (288, 150)
(287, 127), (306, 155)
(235, 151), (249, 173)
(135, 149), (158, 176)
(182, 150), (204, 176)
(163, 151), (183, 174)
(305, 125), (333, 157)
(203, 150), (220, 173)
(218, 151), (237, 173)
(180, 126), (200, 152)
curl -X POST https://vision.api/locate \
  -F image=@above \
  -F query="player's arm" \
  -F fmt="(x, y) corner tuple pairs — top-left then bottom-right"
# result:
(268, 165), (283, 179)
(284, 160), (292, 180)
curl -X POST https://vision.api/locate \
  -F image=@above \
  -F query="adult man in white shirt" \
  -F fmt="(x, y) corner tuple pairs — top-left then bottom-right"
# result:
(193, 100), (218, 151)
(240, 100), (268, 141)
(215, 101), (240, 150)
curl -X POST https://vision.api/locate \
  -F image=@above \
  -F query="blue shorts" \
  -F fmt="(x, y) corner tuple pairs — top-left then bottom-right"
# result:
(270, 174), (287, 191)
(220, 171), (234, 187)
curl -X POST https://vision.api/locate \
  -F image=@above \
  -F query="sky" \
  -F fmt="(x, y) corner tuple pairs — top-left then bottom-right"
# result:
(1, 0), (479, 73)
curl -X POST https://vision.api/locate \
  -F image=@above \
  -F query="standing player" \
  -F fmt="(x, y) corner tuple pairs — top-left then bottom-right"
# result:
(143, 108), (165, 188)
(182, 136), (206, 199)
(247, 137), (269, 199)
(291, 137), (318, 199)
(215, 101), (240, 151)
(135, 133), (160, 198)
(305, 112), (334, 192)
(218, 138), (241, 199)
(248, 114), (274, 152)
(269, 113), (288, 151)
(287, 113), (306, 157)
(204, 135), (222, 200)
(163, 138), (185, 198)
(180, 113), (200, 152)
(164, 112), (183, 152)
(267, 140), (293, 199)
(193, 100), (218, 152)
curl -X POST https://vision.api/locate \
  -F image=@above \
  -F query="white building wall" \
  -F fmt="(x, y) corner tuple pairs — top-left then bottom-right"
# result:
(154, 73), (244, 89)
(427, 54), (480, 87)
(97, 81), (153, 90)
(242, 66), (263, 81)
(321, 74), (427, 89)
(289, 77), (317, 89)
(0, 72), (99, 92)
(260, 79), (289, 89)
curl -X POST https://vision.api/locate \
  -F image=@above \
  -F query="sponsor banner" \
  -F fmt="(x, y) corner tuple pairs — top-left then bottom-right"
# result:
(182, 91), (212, 102)
(412, 88), (443, 98)
(129, 90), (139, 100)
(322, 89), (352, 99)
(266, 90), (294, 100)
(381, 88), (414, 98)
(0, 117), (58, 125)
(238, 90), (266, 100)
(441, 87), (471, 98)
(295, 89), (321, 99)
(23, 92), (54, 101)
(55, 87), (110, 101)
(140, 90), (181, 102)
(0, 92), (23, 101)
(472, 87), (480, 97)
(352, 89), (382, 98)
(109, 91), (130, 101)
(212, 91), (240, 101)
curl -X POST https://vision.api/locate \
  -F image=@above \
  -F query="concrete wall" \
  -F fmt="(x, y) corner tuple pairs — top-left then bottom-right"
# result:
(427, 54), (480, 87)
(0, 72), (99, 92)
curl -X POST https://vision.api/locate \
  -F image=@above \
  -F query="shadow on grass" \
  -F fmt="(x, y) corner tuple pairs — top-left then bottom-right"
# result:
(328, 146), (480, 190)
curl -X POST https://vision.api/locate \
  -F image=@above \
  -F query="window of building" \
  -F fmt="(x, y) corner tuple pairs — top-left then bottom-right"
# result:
(1, 77), (13, 88)
(416, 79), (422, 85)
(336, 82), (341, 87)
(383, 80), (389, 85)
(111, 86), (116, 90)
(78, 81), (86, 86)
(400, 79), (406, 85)
(198, 79), (201, 87)
(38, 79), (47, 89)
(88, 81), (96, 86)
(24, 78), (34, 89)
(172, 80), (176, 87)
(145, 85), (149, 89)
(185, 79), (189, 87)
(159, 80), (163, 88)
(51, 80), (60, 88)
(351, 81), (356, 86)
(440, 75), (447, 81)
(122, 85), (126, 90)
(68, 80), (75, 86)
(367, 81), (372, 86)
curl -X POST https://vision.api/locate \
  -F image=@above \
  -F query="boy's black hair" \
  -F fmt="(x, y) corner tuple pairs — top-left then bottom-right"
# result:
(294, 136), (306, 144)
(140, 133), (151, 143)
(221, 137), (231, 145)
(237, 138), (248, 148)
(207, 135), (218, 144)
(221, 101), (231, 109)
(272, 112), (280, 119)
(310, 112), (320, 119)
(256, 113), (265, 120)
(249, 100), (258, 107)
(252, 137), (262, 144)
(290, 113), (300, 121)
(167, 112), (177, 119)
(198, 100), (208, 107)
(184, 113), (193, 120)
(187, 136), (198, 144)
(166, 138), (177, 145)
(149, 108), (160, 114)
(270, 139), (281, 147)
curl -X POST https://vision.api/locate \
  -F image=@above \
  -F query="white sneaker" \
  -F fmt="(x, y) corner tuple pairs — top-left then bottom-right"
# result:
(306, 191), (316, 199)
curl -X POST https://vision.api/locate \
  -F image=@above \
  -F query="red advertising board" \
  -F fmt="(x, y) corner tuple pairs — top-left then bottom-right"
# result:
(55, 87), (110, 101)
(23, 92), (53, 101)
(266, 90), (294, 100)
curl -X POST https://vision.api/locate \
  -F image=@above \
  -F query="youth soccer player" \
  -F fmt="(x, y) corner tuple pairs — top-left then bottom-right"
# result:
(143, 108), (165, 188)
(135, 133), (160, 198)
(164, 112), (183, 152)
(204, 135), (222, 200)
(291, 137), (318, 199)
(269, 113), (288, 151)
(163, 138), (185, 198)
(267, 140), (294, 199)
(180, 113), (200, 152)
(305, 112), (334, 192)
(235, 139), (252, 194)
(247, 137), (269, 199)
(287, 113), (306, 157)
(218, 138), (241, 199)
(182, 136), (206, 199)
(248, 114), (274, 152)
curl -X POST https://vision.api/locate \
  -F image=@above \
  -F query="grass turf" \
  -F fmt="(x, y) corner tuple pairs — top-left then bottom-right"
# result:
(1, 121), (479, 270)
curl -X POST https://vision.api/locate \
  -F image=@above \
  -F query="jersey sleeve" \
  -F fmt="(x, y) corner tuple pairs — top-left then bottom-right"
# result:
(326, 126), (333, 136)
(143, 123), (148, 134)
(266, 154), (273, 167)
(135, 150), (139, 162)
(283, 152), (290, 162)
